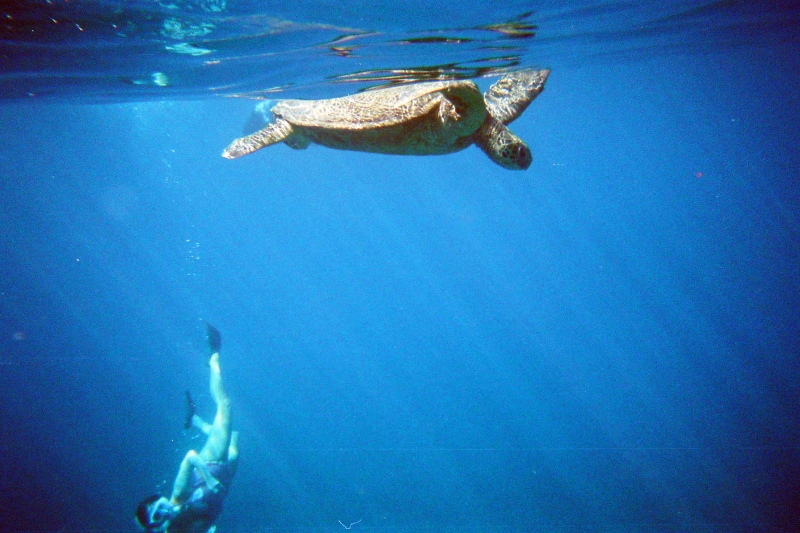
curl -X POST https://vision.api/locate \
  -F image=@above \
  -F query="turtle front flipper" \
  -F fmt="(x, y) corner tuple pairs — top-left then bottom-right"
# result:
(222, 117), (295, 159)
(484, 69), (550, 125)
(475, 116), (532, 170)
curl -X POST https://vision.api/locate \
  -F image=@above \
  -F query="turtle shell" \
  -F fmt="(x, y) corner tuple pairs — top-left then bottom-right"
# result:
(273, 80), (486, 131)
(271, 80), (488, 155)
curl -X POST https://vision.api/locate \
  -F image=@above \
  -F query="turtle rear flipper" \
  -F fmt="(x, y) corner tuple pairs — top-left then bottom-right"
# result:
(285, 135), (310, 150)
(222, 117), (294, 159)
(484, 69), (550, 125)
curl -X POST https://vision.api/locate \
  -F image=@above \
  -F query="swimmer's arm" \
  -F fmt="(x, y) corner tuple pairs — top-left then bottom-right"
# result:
(228, 431), (240, 464)
(170, 450), (220, 503)
(192, 454), (221, 491)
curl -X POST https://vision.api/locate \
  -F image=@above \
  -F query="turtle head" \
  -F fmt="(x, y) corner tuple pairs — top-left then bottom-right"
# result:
(491, 133), (532, 170)
(477, 117), (532, 170)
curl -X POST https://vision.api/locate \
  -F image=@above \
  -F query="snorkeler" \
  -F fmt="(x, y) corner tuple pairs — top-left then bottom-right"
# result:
(136, 324), (239, 533)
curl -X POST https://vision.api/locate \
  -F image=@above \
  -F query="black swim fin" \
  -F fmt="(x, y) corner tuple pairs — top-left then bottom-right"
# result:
(184, 389), (196, 430)
(207, 323), (221, 355)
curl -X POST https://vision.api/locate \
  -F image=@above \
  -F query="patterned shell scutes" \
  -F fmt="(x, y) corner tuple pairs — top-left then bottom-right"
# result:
(272, 80), (483, 130)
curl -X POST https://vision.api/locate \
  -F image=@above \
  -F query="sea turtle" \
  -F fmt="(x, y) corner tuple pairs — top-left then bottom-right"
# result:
(222, 69), (550, 170)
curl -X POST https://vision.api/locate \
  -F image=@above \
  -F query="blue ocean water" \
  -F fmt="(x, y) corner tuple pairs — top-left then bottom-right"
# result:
(1, 1), (799, 533)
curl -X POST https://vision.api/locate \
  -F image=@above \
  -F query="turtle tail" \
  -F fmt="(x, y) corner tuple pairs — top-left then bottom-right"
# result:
(222, 118), (295, 159)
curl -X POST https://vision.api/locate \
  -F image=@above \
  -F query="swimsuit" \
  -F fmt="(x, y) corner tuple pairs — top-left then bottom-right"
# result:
(169, 461), (237, 533)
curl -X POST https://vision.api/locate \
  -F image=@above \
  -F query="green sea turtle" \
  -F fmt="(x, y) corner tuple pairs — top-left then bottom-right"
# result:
(222, 69), (550, 170)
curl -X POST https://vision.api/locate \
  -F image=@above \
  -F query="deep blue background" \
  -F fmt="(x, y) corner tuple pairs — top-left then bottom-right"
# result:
(1, 43), (799, 533)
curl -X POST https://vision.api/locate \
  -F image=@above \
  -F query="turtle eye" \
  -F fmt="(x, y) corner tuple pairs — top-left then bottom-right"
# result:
(451, 98), (468, 118)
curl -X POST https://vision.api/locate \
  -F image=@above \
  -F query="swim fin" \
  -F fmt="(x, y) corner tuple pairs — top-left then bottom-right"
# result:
(184, 389), (196, 430)
(207, 323), (221, 354)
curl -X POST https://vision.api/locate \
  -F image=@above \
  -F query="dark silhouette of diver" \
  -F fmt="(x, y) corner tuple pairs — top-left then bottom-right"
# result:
(136, 324), (239, 533)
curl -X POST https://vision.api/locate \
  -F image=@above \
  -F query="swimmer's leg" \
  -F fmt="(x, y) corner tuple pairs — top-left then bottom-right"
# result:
(191, 414), (213, 435)
(198, 327), (231, 463)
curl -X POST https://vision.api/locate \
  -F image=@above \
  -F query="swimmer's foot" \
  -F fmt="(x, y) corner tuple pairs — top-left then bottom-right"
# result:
(207, 323), (221, 355)
(184, 389), (196, 430)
